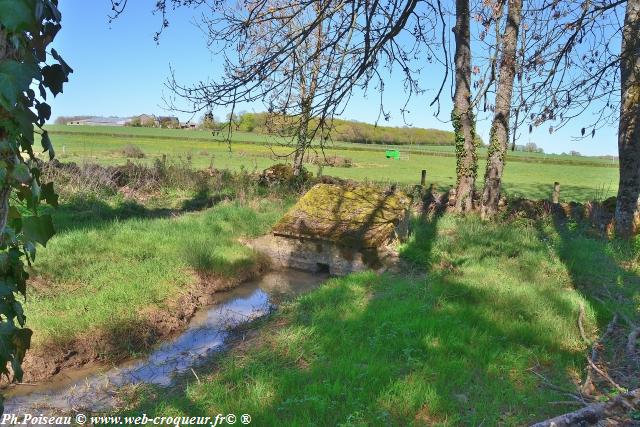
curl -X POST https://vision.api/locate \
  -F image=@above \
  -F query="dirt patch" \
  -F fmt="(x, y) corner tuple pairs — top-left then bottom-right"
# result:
(12, 260), (270, 385)
(414, 404), (445, 425)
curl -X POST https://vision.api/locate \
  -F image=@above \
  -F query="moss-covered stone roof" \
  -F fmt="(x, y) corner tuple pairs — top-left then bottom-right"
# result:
(273, 183), (411, 248)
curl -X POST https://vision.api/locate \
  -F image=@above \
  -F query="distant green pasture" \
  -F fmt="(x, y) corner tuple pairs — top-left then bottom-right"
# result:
(43, 125), (619, 201)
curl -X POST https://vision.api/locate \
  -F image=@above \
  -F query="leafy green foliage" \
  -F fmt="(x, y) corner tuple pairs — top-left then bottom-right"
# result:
(0, 1), (35, 33)
(0, 61), (38, 110)
(22, 215), (54, 246)
(0, 0), (70, 398)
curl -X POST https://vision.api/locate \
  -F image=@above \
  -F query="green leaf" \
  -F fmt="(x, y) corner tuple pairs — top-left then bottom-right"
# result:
(22, 214), (54, 246)
(41, 131), (55, 160)
(7, 206), (20, 220)
(10, 327), (32, 382)
(51, 48), (73, 75)
(35, 102), (51, 125)
(41, 63), (67, 96)
(0, 0), (37, 32)
(23, 241), (36, 263)
(31, 180), (40, 203)
(13, 302), (25, 326)
(44, 1), (61, 23)
(40, 181), (57, 207)
(11, 164), (31, 184)
(0, 60), (37, 109)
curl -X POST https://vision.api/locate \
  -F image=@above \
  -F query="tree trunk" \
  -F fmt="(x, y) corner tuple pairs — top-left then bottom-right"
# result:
(292, 3), (323, 178)
(480, 0), (523, 218)
(452, 0), (477, 213)
(615, 0), (640, 237)
(293, 100), (310, 177)
(0, 29), (15, 234)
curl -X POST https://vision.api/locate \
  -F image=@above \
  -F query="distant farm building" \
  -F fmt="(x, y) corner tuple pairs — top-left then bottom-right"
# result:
(134, 114), (157, 127)
(67, 117), (130, 126)
(180, 121), (198, 130)
(250, 183), (411, 275)
(66, 114), (197, 130)
(157, 116), (180, 128)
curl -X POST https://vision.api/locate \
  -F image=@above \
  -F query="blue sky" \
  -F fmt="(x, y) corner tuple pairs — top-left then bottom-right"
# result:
(48, 1), (619, 156)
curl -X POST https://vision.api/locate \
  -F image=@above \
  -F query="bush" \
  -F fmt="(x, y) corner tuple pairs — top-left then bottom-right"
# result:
(308, 154), (353, 168)
(121, 144), (145, 159)
(258, 163), (311, 186)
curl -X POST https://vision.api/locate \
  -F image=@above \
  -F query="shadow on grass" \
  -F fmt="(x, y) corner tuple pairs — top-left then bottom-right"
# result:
(536, 214), (640, 392)
(50, 189), (233, 233)
(123, 211), (600, 425)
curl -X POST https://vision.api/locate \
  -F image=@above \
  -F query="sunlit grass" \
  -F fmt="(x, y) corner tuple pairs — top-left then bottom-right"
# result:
(126, 215), (614, 425)
(42, 125), (618, 202)
(25, 199), (287, 351)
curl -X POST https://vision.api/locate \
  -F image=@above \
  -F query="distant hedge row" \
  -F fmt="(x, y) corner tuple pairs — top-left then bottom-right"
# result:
(205, 112), (484, 146)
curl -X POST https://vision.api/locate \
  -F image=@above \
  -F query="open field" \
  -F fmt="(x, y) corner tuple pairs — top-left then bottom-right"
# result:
(10, 160), (638, 423)
(43, 125), (619, 202)
(45, 125), (619, 163)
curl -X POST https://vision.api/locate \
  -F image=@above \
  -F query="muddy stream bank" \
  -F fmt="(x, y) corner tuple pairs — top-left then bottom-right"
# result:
(3, 270), (328, 416)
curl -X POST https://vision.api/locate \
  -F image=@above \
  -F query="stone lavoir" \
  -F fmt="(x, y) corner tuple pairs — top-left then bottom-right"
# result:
(250, 183), (411, 275)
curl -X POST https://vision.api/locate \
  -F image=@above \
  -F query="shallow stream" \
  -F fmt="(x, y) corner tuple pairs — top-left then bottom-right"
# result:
(3, 269), (328, 415)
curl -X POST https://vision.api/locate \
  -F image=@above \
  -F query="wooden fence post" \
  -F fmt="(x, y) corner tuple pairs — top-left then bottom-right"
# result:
(552, 182), (560, 204)
(421, 169), (427, 186)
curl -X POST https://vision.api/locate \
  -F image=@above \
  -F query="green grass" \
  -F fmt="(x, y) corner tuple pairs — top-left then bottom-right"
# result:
(44, 124), (617, 163)
(18, 160), (639, 423)
(42, 125), (619, 202)
(121, 213), (638, 426)
(25, 197), (287, 351)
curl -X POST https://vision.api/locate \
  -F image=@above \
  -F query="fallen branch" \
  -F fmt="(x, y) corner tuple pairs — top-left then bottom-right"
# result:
(583, 313), (619, 394)
(528, 368), (592, 405)
(530, 388), (640, 427)
(190, 368), (201, 384)
(578, 304), (626, 393)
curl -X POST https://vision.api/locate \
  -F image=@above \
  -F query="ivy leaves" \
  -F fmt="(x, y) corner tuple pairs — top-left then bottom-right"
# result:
(0, 0), (37, 33)
(0, 0), (68, 389)
(21, 215), (54, 246)
(41, 64), (67, 96)
(0, 61), (38, 110)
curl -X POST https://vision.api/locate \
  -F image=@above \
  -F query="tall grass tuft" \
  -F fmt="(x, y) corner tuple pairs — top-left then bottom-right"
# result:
(121, 144), (146, 159)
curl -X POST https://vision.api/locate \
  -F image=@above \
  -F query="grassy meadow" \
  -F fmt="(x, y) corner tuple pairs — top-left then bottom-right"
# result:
(26, 200), (285, 351)
(19, 164), (296, 371)
(43, 125), (619, 202)
(13, 125), (638, 424)
(125, 214), (639, 425)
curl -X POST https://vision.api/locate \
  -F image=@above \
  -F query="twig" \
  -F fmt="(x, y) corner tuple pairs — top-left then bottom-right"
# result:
(578, 304), (626, 393)
(627, 326), (640, 360)
(530, 388), (640, 427)
(584, 313), (619, 393)
(190, 368), (201, 384)
(528, 368), (591, 404)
